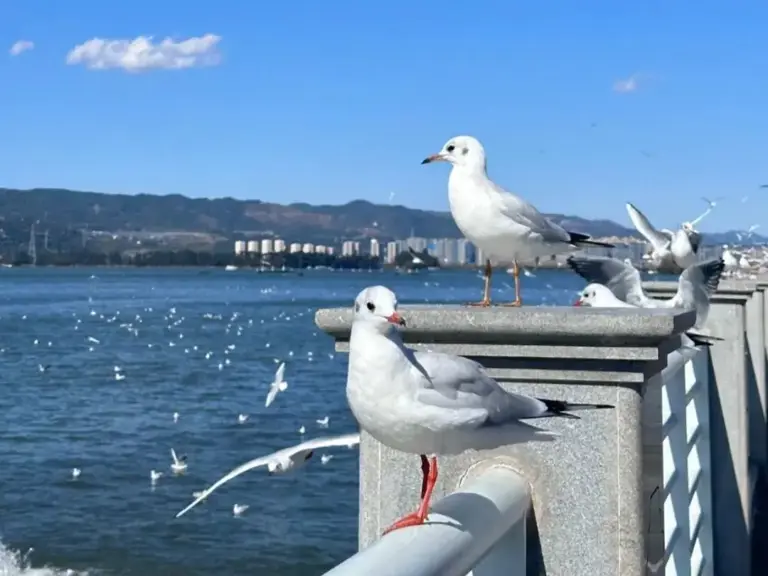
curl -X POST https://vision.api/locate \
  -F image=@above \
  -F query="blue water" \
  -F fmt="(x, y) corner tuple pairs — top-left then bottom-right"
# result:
(0, 267), (584, 576)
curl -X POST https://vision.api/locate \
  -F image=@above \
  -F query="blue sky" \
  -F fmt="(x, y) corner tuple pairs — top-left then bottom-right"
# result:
(1, 1), (766, 232)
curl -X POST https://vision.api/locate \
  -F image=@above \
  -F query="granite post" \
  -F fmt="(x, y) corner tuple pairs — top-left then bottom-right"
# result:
(316, 306), (695, 576)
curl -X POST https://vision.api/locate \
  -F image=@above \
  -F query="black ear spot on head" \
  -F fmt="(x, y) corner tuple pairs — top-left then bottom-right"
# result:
(354, 302), (360, 312)
(462, 147), (469, 156)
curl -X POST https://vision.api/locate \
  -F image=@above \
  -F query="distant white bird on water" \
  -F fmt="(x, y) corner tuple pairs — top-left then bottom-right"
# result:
(346, 285), (613, 534)
(233, 504), (249, 517)
(264, 362), (288, 408)
(71, 467), (81, 480)
(298, 425), (306, 435)
(170, 449), (188, 474)
(421, 136), (613, 306)
(150, 470), (163, 484)
(175, 433), (360, 518)
(320, 454), (334, 465)
(315, 416), (329, 428)
(238, 414), (249, 424)
(173, 412), (180, 424)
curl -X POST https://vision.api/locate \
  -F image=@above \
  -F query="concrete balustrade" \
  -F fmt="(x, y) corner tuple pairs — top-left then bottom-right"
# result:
(643, 279), (765, 576)
(316, 306), (696, 576)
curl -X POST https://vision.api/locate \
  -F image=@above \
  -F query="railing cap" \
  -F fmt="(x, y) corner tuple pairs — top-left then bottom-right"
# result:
(315, 305), (696, 346)
(642, 279), (759, 295)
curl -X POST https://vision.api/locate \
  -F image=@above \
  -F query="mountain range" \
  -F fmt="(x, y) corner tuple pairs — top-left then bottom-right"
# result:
(0, 187), (762, 252)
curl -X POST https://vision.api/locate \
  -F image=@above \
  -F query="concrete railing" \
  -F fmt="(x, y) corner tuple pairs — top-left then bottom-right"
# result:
(315, 284), (768, 576)
(643, 279), (768, 576)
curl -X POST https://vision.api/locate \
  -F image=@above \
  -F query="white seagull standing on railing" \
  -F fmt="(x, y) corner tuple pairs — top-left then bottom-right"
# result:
(346, 285), (614, 535)
(175, 433), (360, 518)
(421, 135), (614, 306)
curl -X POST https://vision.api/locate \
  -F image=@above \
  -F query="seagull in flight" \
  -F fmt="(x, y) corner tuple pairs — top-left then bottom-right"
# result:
(175, 433), (360, 518)
(264, 362), (288, 408)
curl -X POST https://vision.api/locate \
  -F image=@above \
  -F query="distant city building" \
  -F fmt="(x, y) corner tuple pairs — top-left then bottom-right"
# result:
(369, 238), (380, 258)
(302, 243), (314, 254)
(315, 245), (327, 254)
(474, 245), (485, 266)
(407, 236), (428, 252)
(386, 241), (398, 264)
(456, 238), (470, 265)
(234, 240), (246, 255)
(274, 239), (286, 252)
(261, 238), (274, 254)
(246, 240), (260, 254)
(327, 246), (335, 255)
(341, 240), (360, 256)
(289, 242), (302, 253)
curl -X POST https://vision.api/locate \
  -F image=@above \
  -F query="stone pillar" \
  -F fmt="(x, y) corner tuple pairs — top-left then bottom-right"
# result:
(316, 306), (695, 576)
(644, 280), (755, 576)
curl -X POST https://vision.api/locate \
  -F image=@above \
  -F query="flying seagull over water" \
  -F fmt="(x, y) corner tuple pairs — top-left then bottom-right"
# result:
(175, 433), (360, 518)
(346, 285), (613, 534)
(626, 202), (701, 272)
(421, 135), (613, 306)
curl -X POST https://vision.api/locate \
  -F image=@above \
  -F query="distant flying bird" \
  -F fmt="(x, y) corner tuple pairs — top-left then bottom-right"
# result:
(264, 362), (288, 408)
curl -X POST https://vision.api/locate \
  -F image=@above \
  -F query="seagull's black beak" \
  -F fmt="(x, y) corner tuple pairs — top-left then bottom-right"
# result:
(387, 312), (406, 327)
(421, 153), (445, 165)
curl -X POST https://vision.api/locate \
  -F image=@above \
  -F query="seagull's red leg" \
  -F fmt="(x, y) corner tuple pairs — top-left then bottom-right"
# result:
(382, 457), (438, 535)
(467, 260), (492, 307)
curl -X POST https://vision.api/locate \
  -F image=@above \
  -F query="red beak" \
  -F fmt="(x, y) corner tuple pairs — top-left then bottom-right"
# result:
(387, 312), (406, 327)
(573, 299), (582, 307)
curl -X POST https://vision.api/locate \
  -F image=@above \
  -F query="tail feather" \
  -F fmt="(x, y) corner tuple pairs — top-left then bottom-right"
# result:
(568, 231), (615, 249)
(686, 331), (724, 347)
(539, 398), (615, 419)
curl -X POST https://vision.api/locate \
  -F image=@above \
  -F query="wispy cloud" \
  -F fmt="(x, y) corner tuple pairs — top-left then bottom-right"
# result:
(612, 74), (641, 94)
(65, 34), (222, 72)
(9, 40), (34, 56)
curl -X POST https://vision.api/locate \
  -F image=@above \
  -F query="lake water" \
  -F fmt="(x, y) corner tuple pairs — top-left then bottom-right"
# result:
(0, 267), (586, 576)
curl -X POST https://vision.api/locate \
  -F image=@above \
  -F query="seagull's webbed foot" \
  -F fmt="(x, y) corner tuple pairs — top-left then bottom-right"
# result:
(381, 456), (438, 536)
(382, 511), (429, 534)
(499, 299), (522, 307)
(466, 299), (492, 307)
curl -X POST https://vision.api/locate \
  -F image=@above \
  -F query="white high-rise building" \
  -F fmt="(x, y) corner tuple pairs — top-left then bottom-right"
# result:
(289, 243), (302, 253)
(246, 240), (260, 254)
(302, 243), (315, 253)
(327, 246), (335, 255)
(274, 239), (286, 252)
(234, 240), (246, 255)
(369, 238), (380, 258)
(456, 238), (470, 264)
(341, 241), (360, 256)
(261, 238), (274, 254)
(315, 245), (327, 254)
(386, 241), (398, 264)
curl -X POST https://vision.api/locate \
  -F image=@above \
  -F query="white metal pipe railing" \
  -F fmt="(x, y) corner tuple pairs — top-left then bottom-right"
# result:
(322, 467), (530, 576)
(658, 347), (714, 576)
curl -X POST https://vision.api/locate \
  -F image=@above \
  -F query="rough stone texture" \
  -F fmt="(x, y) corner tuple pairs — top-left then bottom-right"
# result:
(317, 306), (696, 576)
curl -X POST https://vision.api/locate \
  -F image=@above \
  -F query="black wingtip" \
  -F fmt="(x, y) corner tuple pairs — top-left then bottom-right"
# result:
(539, 399), (615, 419)
(567, 231), (615, 249)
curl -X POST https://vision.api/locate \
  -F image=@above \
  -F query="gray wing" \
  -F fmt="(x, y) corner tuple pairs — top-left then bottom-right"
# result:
(489, 180), (572, 244)
(669, 258), (725, 329)
(626, 203), (671, 250)
(566, 256), (648, 306)
(411, 350), (549, 422)
(686, 230), (702, 254)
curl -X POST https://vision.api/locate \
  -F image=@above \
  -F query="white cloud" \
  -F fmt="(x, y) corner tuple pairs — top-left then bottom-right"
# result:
(9, 40), (34, 56)
(613, 74), (640, 94)
(65, 34), (222, 72)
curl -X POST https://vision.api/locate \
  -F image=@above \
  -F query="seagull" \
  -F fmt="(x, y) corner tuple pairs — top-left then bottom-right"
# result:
(316, 416), (329, 428)
(320, 454), (334, 465)
(407, 247), (425, 265)
(170, 449), (188, 474)
(569, 256), (725, 341)
(421, 136), (613, 306)
(175, 433), (360, 517)
(233, 504), (249, 517)
(626, 203), (700, 272)
(238, 414), (249, 424)
(150, 470), (163, 484)
(298, 425), (306, 435)
(265, 362), (288, 408)
(346, 285), (613, 534)
(173, 412), (179, 424)
(71, 468), (81, 480)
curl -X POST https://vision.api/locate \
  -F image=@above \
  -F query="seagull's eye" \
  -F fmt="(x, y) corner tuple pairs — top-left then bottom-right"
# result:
(446, 144), (455, 153)
(366, 302), (375, 312)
